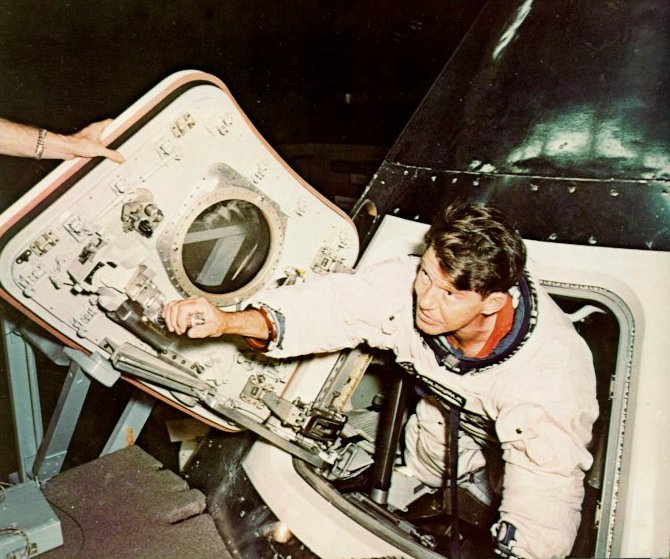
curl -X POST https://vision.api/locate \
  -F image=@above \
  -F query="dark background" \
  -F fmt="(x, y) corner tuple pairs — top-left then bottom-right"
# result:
(0, 0), (486, 479)
(0, 0), (486, 207)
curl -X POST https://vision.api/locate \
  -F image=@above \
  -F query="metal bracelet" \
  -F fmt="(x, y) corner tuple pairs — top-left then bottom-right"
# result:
(34, 128), (47, 159)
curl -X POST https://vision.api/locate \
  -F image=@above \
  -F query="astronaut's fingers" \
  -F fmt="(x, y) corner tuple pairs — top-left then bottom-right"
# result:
(163, 298), (201, 335)
(163, 297), (223, 337)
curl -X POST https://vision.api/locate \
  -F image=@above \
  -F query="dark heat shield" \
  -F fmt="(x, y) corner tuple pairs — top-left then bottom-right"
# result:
(355, 0), (670, 251)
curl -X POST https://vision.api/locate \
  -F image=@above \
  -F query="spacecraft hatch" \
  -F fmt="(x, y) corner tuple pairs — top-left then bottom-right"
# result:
(0, 71), (359, 455)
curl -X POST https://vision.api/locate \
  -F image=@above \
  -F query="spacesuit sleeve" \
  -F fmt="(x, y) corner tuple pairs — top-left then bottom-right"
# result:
(493, 396), (596, 559)
(255, 256), (417, 358)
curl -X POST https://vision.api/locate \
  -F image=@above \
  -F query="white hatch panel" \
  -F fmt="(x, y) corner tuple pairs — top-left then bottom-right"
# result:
(0, 71), (359, 436)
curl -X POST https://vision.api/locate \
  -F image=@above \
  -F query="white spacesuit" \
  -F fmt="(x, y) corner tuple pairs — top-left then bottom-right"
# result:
(256, 255), (598, 559)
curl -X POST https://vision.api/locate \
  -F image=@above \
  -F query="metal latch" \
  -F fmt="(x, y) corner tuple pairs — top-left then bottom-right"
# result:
(170, 112), (196, 138)
(262, 392), (346, 442)
(310, 246), (354, 275)
(302, 408), (346, 441)
(262, 392), (304, 426)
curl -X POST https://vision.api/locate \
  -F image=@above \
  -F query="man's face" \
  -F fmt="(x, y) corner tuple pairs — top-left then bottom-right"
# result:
(413, 247), (487, 336)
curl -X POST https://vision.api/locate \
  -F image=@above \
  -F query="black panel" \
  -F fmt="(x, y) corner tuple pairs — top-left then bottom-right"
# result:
(356, 0), (670, 251)
(357, 162), (670, 251)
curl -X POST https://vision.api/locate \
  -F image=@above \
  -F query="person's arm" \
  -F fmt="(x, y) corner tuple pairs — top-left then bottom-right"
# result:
(163, 296), (270, 341)
(0, 118), (124, 162)
(163, 256), (418, 356)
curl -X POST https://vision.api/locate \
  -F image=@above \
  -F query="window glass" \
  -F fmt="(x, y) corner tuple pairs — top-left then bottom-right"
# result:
(182, 199), (271, 294)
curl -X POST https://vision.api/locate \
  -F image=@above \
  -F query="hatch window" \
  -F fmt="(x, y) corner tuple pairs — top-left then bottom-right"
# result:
(182, 199), (271, 295)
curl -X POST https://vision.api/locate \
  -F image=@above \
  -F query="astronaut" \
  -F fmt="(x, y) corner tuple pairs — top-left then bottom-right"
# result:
(163, 203), (598, 559)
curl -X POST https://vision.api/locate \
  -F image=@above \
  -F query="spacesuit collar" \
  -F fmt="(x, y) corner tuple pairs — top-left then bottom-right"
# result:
(420, 272), (537, 375)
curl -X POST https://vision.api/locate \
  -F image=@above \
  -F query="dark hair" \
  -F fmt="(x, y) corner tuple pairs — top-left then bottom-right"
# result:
(424, 203), (526, 296)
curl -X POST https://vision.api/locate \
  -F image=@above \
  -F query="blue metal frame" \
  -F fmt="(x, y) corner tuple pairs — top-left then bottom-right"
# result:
(1, 316), (154, 482)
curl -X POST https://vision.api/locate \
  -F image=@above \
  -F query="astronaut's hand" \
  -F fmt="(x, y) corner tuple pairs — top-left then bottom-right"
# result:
(162, 297), (226, 338)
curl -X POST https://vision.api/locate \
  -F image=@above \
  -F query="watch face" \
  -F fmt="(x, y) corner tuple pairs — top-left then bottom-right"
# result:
(182, 199), (271, 295)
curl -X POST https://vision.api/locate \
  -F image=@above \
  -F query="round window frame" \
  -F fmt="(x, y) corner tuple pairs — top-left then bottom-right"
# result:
(158, 179), (286, 307)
